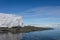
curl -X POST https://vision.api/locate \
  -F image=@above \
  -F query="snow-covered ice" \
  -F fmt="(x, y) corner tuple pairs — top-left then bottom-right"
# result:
(0, 13), (23, 27)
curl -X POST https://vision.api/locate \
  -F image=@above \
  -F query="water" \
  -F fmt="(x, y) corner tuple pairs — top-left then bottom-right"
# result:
(0, 33), (22, 40)
(22, 29), (60, 40)
(22, 28), (60, 40)
(0, 29), (60, 40)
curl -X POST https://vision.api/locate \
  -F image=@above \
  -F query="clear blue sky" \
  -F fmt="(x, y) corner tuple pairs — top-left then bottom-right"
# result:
(0, 0), (60, 25)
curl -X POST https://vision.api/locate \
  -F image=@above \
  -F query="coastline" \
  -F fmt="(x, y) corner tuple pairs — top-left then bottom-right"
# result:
(0, 26), (53, 33)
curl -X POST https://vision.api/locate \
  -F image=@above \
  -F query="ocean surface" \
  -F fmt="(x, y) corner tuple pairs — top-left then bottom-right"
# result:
(0, 28), (60, 40)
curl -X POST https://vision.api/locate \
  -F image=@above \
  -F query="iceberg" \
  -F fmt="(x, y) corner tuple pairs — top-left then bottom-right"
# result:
(0, 13), (23, 28)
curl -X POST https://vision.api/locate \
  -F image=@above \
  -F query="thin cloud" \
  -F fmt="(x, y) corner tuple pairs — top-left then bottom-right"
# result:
(21, 6), (60, 18)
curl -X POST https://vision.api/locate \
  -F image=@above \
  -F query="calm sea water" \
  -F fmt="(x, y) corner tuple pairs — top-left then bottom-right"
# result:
(0, 29), (60, 40)
(0, 32), (22, 40)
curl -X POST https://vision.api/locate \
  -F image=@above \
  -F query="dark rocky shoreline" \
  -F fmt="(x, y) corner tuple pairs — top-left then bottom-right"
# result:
(0, 26), (53, 33)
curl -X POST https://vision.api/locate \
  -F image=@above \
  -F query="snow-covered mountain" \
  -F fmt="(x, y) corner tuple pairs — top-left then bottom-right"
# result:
(28, 24), (60, 29)
(0, 13), (23, 27)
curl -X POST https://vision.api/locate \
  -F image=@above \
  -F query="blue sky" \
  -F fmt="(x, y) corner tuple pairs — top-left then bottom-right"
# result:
(0, 0), (60, 25)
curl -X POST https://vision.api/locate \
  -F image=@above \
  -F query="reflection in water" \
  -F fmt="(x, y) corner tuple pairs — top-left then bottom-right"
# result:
(22, 30), (60, 40)
(0, 29), (60, 40)
(0, 32), (22, 40)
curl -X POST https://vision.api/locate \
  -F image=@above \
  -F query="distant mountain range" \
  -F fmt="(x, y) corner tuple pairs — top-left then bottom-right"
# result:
(26, 24), (60, 28)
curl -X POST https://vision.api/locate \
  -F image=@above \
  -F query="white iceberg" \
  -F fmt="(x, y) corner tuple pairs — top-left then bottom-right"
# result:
(0, 13), (23, 28)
